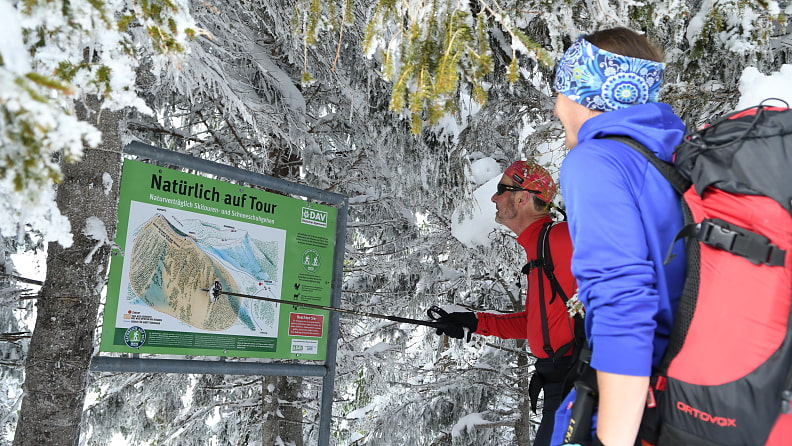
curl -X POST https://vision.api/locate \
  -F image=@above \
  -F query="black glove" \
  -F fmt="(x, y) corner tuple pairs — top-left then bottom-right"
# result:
(427, 306), (478, 342)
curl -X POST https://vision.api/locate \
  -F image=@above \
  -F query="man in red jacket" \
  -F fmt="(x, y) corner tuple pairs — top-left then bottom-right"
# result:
(432, 161), (579, 446)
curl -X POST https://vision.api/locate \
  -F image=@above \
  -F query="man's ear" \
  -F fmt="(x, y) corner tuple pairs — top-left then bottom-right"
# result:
(515, 192), (529, 208)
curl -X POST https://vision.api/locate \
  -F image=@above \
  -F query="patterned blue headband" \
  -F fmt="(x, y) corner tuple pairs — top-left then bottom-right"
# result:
(554, 36), (665, 112)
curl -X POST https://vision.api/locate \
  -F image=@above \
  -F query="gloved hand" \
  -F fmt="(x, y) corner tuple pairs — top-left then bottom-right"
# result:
(427, 306), (478, 342)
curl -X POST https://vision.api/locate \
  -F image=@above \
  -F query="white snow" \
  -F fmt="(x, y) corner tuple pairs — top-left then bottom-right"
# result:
(82, 217), (108, 264)
(83, 217), (108, 243)
(450, 173), (500, 248)
(467, 157), (501, 186)
(736, 64), (792, 109)
(345, 395), (389, 420)
(0, 3), (28, 74)
(450, 412), (493, 438)
(0, 0), (200, 248)
(361, 342), (392, 355)
(102, 172), (114, 195)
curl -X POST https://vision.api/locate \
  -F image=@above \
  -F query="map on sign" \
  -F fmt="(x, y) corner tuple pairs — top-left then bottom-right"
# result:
(118, 201), (287, 337)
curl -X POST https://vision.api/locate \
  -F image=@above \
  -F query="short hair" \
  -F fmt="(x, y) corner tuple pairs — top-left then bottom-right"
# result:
(532, 195), (550, 213)
(585, 27), (664, 63)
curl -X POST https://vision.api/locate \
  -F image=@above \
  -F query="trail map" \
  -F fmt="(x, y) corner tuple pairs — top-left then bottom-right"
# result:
(120, 202), (285, 337)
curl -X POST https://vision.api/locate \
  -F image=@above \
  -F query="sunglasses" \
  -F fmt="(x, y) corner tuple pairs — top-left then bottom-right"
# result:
(496, 183), (541, 196)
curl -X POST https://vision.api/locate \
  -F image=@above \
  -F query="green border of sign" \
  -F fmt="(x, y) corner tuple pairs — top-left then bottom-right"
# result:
(100, 159), (336, 360)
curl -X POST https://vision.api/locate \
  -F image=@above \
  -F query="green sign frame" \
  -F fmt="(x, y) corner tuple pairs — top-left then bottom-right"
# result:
(100, 159), (337, 360)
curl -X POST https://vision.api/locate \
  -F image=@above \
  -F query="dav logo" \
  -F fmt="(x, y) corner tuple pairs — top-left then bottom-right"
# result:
(301, 207), (328, 228)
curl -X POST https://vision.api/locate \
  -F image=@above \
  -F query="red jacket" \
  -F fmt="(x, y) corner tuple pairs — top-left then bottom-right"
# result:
(475, 216), (577, 359)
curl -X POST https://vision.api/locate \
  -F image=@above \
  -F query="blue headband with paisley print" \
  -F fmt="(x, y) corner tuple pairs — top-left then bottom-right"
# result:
(553, 36), (665, 112)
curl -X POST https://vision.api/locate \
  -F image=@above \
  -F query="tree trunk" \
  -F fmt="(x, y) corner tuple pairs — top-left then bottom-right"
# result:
(260, 375), (304, 446)
(13, 97), (122, 446)
(515, 339), (534, 446)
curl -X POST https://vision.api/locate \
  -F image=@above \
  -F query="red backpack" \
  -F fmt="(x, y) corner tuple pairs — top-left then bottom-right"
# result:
(613, 99), (792, 445)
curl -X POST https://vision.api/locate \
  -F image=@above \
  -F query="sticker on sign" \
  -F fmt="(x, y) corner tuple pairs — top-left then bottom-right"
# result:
(291, 339), (319, 354)
(301, 207), (328, 228)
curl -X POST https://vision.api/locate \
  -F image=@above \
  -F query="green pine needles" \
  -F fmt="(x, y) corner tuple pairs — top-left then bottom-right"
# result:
(1, 0), (200, 218)
(371, 0), (495, 133)
(299, 0), (552, 134)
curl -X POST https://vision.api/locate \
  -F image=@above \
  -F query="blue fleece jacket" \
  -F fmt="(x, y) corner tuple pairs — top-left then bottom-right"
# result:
(560, 102), (687, 377)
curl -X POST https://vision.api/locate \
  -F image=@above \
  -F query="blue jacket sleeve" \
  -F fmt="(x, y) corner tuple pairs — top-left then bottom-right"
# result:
(560, 143), (660, 377)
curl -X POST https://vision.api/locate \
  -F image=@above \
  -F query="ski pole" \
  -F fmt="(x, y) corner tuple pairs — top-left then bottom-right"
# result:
(564, 348), (598, 444)
(565, 376), (597, 443)
(201, 283), (447, 329)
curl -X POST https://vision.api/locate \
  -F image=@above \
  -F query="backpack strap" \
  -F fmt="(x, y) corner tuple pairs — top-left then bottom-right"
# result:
(541, 222), (568, 306)
(674, 218), (786, 267)
(523, 221), (585, 363)
(530, 221), (559, 359)
(603, 136), (691, 194)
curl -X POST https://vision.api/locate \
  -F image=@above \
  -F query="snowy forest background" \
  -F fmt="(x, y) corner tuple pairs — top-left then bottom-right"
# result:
(1, 0), (792, 445)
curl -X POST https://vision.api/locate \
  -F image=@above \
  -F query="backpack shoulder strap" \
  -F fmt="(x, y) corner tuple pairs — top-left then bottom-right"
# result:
(534, 221), (558, 358)
(540, 221), (568, 305)
(602, 136), (691, 195)
(529, 221), (585, 362)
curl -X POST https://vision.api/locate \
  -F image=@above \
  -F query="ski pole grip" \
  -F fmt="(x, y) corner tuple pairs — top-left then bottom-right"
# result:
(425, 305), (459, 333)
(426, 305), (448, 320)
(565, 378), (597, 443)
(564, 353), (597, 444)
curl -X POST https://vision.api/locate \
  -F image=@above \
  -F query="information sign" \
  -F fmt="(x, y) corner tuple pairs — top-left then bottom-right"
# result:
(100, 160), (336, 359)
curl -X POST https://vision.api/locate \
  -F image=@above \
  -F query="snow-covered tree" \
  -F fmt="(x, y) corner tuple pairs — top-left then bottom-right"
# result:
(3, 0), (198, 443)
(13, 97), (124, 446)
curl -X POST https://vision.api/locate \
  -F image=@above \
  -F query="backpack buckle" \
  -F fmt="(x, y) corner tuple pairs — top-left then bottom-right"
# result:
(521, 260), (542, 275)
(697, 219), (786, 266)
(698, 220), (738, 251)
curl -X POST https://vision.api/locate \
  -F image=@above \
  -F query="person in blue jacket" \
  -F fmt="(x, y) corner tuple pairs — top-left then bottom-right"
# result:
(550, 27), (687, 446)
